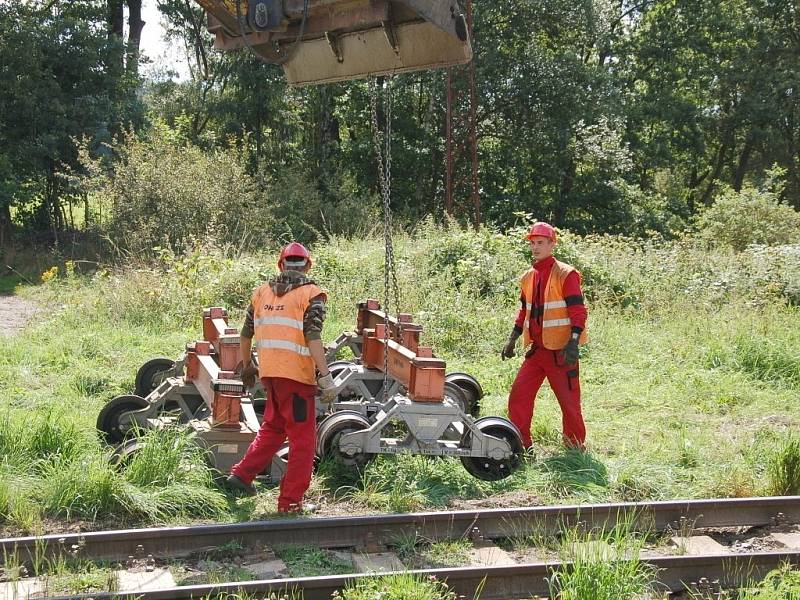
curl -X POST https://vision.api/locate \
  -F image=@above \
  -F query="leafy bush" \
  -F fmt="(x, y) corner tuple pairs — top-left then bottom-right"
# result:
(425, 219), (526, 297)
(695, 182), (800, 251)
(92, 123), (269, 256)
(265, 169), (381, 243)
(741, 244), (800, 306)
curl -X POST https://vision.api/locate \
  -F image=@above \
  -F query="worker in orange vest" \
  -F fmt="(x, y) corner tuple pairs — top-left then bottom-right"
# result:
(226, 242), (336, 512)
(501, 222), (588, 450)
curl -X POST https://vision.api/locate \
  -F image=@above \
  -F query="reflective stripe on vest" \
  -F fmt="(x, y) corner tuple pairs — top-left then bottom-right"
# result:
(521, 260), (588, 351)
(251, 282), (325, 385)
(543, 318), (571, 328)
(254, 316), (304, 330)
(255, 339), (312, 356)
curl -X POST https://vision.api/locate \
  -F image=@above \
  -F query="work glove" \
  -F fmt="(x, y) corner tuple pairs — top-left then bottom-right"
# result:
(236, 360), (259, 388)
(317, 372), (337, 403)
(562, 337), (580, 366)
(501, 330), (521, 361)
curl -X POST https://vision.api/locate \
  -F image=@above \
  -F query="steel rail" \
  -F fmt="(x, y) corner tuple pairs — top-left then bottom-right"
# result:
(2, 496), (797, 564)
(44, 550), (800, 600)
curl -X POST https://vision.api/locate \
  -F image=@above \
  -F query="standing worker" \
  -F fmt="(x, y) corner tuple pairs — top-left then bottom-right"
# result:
(501, 222), (588, 450)
(225, 242), (337, 512)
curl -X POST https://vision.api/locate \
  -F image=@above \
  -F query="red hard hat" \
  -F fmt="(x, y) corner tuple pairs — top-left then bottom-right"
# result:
(278, 242), (312, 270)
(525, 221), (557, 242)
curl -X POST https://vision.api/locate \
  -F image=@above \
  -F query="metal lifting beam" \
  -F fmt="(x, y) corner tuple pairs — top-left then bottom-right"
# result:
(196, 0), (472, 85)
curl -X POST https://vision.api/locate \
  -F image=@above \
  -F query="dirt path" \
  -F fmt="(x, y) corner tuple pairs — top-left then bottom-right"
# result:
(0, 293), (39, 336)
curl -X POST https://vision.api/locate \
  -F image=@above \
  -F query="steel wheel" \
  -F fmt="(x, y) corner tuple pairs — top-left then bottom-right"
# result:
(110, 437), (145, 467)
(134, 358), (176, 397)
(316, 411), (372, 469)
(443, 381), (469, 413)
(460, 417), (523, 481)
(97, 395), (149, 444)
(445, 372), (483, 416)
(328, 360), (355, 378)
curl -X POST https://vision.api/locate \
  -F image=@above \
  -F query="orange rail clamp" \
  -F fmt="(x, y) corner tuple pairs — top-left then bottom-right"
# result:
(356, 300), (422, 351)
(212, 392), (242, 429)
(362, 327), (445, 402)
(203, 307), (241, 371)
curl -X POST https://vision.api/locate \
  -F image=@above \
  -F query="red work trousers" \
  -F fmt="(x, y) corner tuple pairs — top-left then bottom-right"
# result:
(507, 347), (585, 448)
(231, 377), (317, 510)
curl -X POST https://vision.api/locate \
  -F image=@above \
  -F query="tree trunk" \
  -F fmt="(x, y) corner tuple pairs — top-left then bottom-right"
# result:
(556, 155), (576, 224)
(699, 141), (729, 207)
(732, 131), (756, 192)
(0, 203), (11, 249)
(108, 0), (125, 72)
(108, 0), (124, 40)
(126, 0), (145, 76)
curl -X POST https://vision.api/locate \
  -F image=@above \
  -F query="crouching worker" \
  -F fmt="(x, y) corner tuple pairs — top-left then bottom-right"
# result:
(501, 222), (588, 451)
(225, 242), (337, 512)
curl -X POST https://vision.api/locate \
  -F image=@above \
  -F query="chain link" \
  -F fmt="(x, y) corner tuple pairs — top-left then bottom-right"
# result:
(370, 76), (401, 401)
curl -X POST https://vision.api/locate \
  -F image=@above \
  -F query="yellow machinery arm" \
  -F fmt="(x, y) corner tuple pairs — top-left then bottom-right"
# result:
(194, 0), (472, 85)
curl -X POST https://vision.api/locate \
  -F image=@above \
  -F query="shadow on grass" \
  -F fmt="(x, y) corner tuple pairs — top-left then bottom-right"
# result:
(543, 447), (609, 493)
(0, 272), (34, 294)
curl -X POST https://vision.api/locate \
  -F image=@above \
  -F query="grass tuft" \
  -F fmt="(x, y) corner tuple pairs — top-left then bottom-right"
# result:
(767, 436), (800, 496)
(275, 545), (352, 578)
(2, 225), (800, 529)
(339, 573), (458, 600)
(542, 448), (609, 495)
(549, 518), (657, 600)
(733, 563), (800, 599)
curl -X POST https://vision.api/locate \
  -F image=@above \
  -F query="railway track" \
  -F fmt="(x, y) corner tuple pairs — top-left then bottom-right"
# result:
(2, 496), (798, 599)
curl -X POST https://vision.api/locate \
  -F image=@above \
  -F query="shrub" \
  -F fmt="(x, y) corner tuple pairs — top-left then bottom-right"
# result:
(695, 182), (800, 251)
(95, 123), (269, 256)
(265, 169), (381, 243)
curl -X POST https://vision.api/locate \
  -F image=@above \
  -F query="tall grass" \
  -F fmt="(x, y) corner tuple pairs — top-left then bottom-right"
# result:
(1, 224), (799, 531)
(733, 564), (800, 599)
(767, 436), (800, 496)
(548, 519), (658, 600)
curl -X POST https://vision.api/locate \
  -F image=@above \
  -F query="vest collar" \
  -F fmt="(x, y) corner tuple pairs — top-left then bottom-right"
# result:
(269, 270), (315, 296)
(533, 255), (556, 271)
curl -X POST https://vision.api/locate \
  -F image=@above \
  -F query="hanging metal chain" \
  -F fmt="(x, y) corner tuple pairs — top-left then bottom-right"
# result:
(370, 76), (401, 401)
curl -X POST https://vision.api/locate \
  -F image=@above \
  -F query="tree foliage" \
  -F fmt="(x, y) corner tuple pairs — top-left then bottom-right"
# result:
(0, 0), (138, 245)
(2, 0), (799, 247)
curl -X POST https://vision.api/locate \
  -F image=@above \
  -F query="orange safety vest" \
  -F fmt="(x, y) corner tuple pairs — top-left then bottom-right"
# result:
(251, 282), (326, 385)
(521, 259), (588, 351)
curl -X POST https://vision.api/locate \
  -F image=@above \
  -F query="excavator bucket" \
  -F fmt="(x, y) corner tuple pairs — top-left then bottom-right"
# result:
(196, 0), (472, 85)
